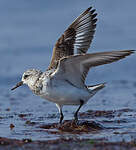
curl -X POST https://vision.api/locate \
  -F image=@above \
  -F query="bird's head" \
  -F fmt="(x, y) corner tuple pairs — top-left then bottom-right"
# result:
(11, 69), (42, 90)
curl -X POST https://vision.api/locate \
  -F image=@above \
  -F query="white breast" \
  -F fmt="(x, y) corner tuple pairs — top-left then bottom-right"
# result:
(39, 78), (91, 106)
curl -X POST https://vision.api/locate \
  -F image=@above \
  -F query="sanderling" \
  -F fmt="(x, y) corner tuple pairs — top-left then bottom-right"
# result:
(11, 7), (134, 124)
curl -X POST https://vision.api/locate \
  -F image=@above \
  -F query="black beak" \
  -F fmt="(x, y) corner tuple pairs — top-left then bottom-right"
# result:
(11, 81), (23, 91)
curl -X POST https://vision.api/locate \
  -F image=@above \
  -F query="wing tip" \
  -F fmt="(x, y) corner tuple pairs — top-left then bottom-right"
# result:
(85, 6), (97, 16)
(86, 6), (93, 12)
(119, 50), (135, 56)
(130, 50), (135, 54)
(128, 50), (135, 56)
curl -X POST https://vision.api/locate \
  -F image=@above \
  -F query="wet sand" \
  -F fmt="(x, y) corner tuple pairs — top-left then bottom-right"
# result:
(0, 100), (136, 149)
(0, 137), (136, 150)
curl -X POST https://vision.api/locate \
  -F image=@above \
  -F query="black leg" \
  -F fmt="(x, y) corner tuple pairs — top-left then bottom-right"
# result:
(59, 108), (64, 124)
(74, 100), (84, 122)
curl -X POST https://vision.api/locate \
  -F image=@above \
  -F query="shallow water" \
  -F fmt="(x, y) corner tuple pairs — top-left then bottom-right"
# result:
(1, 80), (136, 142)
(0, 0), (136, 142)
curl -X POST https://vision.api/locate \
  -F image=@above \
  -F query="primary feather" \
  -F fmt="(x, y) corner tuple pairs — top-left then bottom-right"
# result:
(48, 7), (97, 70)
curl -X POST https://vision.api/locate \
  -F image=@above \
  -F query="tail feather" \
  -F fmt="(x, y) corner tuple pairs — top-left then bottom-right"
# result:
(88, 83), (106, 94)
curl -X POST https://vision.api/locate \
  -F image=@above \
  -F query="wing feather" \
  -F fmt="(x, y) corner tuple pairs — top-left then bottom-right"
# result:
(48, 7), (97, 70)
(54, 50), (134, 88)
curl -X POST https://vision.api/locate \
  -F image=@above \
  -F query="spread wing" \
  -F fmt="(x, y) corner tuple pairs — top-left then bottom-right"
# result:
(54, 50), (134, 88)
(48, 7), (97, 70)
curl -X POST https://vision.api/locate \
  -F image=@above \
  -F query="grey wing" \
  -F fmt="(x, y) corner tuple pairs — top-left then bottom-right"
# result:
(54, 50), (134, 88)
(48, 7), (97, 70)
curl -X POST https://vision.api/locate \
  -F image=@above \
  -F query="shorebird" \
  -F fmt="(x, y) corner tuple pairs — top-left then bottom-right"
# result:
(11, 7), (134, 124)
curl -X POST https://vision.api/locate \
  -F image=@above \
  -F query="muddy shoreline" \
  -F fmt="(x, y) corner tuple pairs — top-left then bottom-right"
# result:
(0, 116), (136, 150)
(0, 137), (136, 150)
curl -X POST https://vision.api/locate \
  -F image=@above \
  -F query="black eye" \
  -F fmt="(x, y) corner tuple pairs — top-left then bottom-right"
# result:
(24, 75), (29, 79)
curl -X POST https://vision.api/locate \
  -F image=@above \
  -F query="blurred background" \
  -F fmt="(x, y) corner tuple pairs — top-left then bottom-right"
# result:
(1, 0), (136, 84)
(0, 0), (136, 140)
